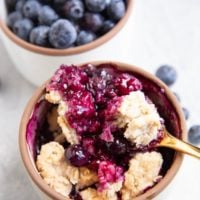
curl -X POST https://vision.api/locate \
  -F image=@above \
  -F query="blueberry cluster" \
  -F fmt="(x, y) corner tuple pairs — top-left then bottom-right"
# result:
(6, 0), (127, 49)
(155, 65), (200, 145)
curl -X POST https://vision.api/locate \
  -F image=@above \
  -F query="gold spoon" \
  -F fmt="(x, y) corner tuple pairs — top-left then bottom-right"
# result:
(157, 129), (200, 159)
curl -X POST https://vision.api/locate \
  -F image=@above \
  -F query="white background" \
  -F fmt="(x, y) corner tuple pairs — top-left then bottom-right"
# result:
(0, 0), (200, 199)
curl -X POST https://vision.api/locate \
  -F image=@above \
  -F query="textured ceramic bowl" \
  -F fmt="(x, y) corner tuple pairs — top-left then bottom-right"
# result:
(19, 61), (186, 200)
(0, 0), (134, 86)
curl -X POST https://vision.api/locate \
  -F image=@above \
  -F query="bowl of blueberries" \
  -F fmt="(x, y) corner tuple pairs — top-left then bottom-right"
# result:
(0, 0), (133, 86)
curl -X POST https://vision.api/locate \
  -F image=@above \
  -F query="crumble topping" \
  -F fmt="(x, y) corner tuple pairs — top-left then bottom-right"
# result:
(36, 142), (73, 197)
(117, 91), (162, 147)
(57, 116), (78, 145)
(45, 90), (61, 104)
(80, 181), (122, 200)
(77, 167), (98, 190)
(45, 91), (78, 144)
(36, 142), (98, 196)
(121, 152), (163, 199)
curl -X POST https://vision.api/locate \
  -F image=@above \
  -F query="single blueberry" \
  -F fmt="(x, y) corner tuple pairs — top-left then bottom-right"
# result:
(49, 19), (77, 49)
(7, 11), (23, 28)
(107, 0), (126, 21)
(39, 6), (59, 26)
(62, 0), (85, 20)
(65, 145), (90, 167)
(84, 12), (104, 32)
(155, 65), (177, 86)
(76, 30), (96, 46)
(188, 125), (200, 145)
(182, 107), (189, 120)
(100, 20), (115, 34)
(23, 0), (41, 20)
(30, 26), (50, 47)
(85, 0), (107, 12)
(15, 0), (26, 12)
(173, 92), (181, 102)
(13, 18), (33, 41)
(110, 137), (128, 155)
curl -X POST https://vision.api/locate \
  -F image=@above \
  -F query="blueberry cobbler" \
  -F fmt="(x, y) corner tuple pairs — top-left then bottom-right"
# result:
(26, 63), (181, 199)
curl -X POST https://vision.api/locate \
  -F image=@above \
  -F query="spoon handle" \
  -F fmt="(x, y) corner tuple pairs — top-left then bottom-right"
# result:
(159, 131), (200, 159)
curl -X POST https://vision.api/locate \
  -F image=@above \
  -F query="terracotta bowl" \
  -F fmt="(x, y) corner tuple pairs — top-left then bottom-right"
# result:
(19, 61), (187, 200)
(0, 0), (134, 86)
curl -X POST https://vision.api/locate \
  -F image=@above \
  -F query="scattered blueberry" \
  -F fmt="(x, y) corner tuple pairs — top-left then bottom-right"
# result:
(30, 26), (50, 47)
(84, 12), (104, 32)
(173, 92), (181, 102)
(7, 11), (23, 28)
(15, 0), (25, 12)
(182, 107), (189, 120)
(49, 19), (77, 49)
(76, 30), (96, 45)
(23, 0), (41, 21)
(38, 6), (59, 26)
(101, 20), (115, 34)
(107, 0), (126, 21)
(62, 0), (85, 20)
(65, 145), (90, 167)
(13, 18), (33, 41)
(155, 65), (177, 86)
(85, 0), (107, 12)
(188, 125), (200, 145)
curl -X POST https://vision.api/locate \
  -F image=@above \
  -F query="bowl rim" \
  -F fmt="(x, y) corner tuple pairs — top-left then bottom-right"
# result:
(0, 0), (134, 56)
(19, 61), (186, 200)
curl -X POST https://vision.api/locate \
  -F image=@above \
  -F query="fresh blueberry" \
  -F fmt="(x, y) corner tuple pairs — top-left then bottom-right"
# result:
(100, 20), (115, 34)
(76, 30), (96, 45)
(173, 92), (181, 102)
(15, 0), (26, 12)
(182, 107), (189, 120)
(30, 26), (50, 47)
(62, 0), (85, 20)
(7, 11), (23, 28)
(49, 19), (77, 49)
(65, 145), (90, 167)
(155, 65), (177, 86)
(84, 12), (104, 32)
(13, 18), (33, 41)
(107, 0), (126, 21)
(39, 6), (59, 26)
(85, 0), (107, 12)
(188, 125), (200, 145)
(23, 0), (41, 21)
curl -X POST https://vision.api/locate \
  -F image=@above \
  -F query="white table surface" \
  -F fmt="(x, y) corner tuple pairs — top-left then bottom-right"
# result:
(0, 0), (200, 199)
